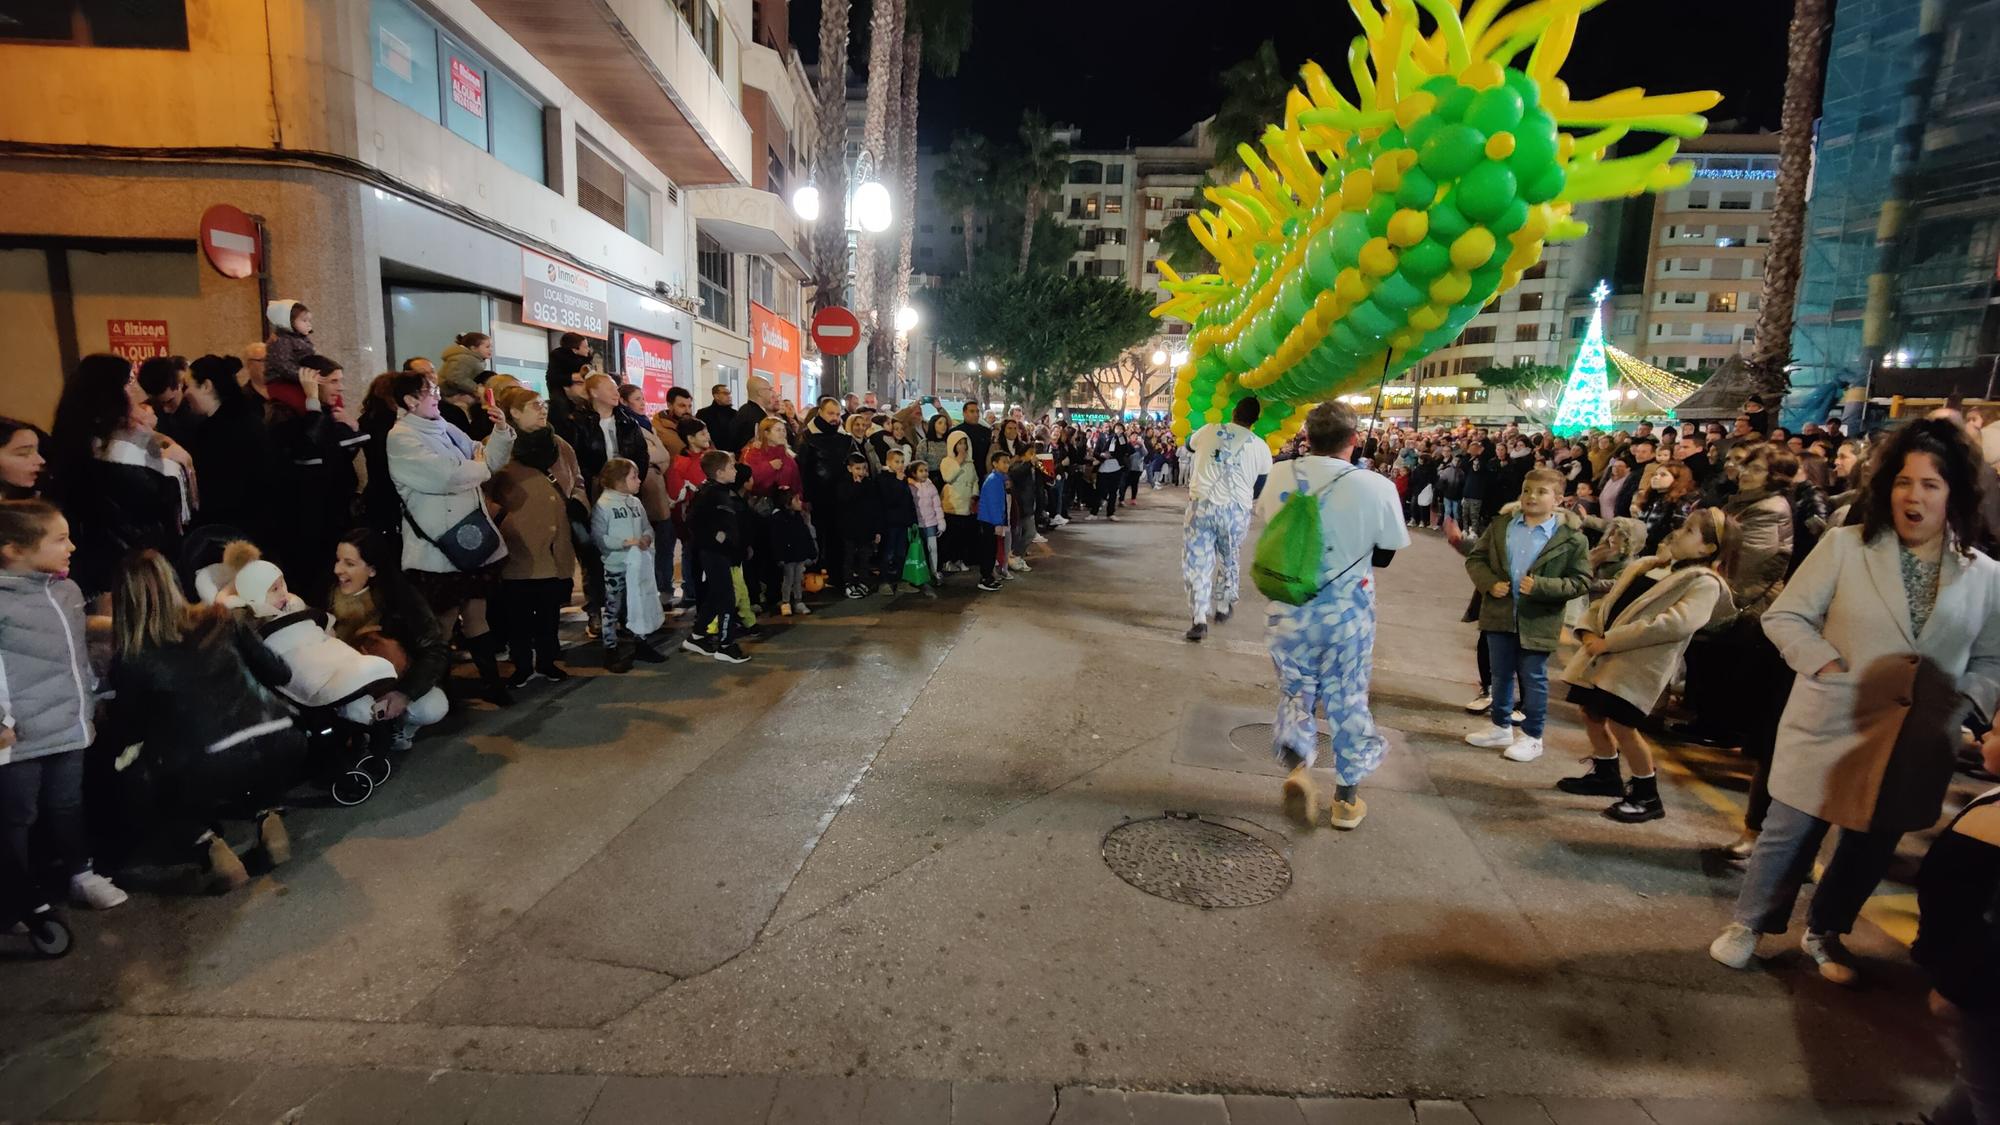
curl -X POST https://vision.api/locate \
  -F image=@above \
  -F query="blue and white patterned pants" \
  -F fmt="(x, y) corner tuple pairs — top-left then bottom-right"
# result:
(1182, 498), (1252, 622)
(1266, 575), (1389, 786)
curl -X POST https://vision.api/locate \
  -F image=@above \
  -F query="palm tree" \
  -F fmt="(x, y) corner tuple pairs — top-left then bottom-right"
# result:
(1748, 0), (1831, 395)
(809, 0), (852, 328)
(854, 0), (907, 356)
(935, 132), (994, 273)
(1014, 111), (1070, 274)
(1210, 40), (1290, 168)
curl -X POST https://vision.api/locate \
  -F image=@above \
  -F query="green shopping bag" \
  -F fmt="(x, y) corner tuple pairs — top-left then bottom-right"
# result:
(1251, 466), (1355, 605)
(902, 533), (933, 587)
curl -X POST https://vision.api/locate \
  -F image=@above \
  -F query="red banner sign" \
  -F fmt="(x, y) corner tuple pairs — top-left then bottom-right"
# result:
(449, 56), (484, 117)
(750, 302), (802, 406)
(620, 329), (676, 414)
(107, 319), (171, 364)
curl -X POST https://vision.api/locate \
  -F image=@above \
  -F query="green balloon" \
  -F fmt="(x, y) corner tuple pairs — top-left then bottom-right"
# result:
(1418, 124), (1486, 181)
(1373, 273), (1426, 312)
(1508, 111), (1559, 173)
(1404, 115), (1442, 151)
(1490, 198), (1530, 237)
(1396, 166), (1438, 211)
(1366, 195), (1397, 237)
(1503, 68), (1540, 109)
(1281, 217), (1301, 239)
(1468, 86), (1525, 135)
(1400, 237), (1450, 280)
(1456, 162), (1518, 222)
(1279, 280), (1311, 323)
(1437, 84), (1476, 124)
(1421, 75), (1457, 98)
(1328, 322), (1367, 356)
(1348, 300), (1397, 341)
(1195, 354), (1227, 382)
(1522, 164), (1566, 205)
(1305, 229), (1341, 287)
(1330, 210), (1372, 264)
(1429, 199), (1471, 242)
(1374, 130), (1404, 153)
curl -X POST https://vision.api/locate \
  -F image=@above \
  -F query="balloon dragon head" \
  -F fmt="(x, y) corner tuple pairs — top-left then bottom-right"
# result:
(1155, 0), (1722, 450)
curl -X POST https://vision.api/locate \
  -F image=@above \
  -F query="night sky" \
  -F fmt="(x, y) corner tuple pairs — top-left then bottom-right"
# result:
(793, 0), (1795, 149)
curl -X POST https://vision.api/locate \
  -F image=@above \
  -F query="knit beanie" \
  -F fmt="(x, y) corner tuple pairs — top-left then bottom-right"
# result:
(233, 560), (285, 615)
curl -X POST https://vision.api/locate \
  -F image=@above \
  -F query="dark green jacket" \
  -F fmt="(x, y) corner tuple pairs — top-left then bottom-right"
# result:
(1465, 505), (1592, 652)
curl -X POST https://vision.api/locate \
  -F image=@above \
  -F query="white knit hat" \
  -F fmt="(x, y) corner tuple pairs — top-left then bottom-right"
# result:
(233, 560), (284, 613)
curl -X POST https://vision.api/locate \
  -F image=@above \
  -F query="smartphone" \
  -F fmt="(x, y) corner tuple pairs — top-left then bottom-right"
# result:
(482, 386), (497, 409)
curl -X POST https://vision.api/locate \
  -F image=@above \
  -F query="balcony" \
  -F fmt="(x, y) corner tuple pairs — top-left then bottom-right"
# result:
(473, 0), (752, 187)
(690, 185), (810, 276)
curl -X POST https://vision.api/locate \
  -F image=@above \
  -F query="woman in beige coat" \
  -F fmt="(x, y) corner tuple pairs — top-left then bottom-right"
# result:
(489, 387), (582, 686)
(1558, 508), (1737, 823)
(1712, 419), (2000, 984)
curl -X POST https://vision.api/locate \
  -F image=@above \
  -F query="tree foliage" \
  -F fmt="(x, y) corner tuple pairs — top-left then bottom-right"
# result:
(1012, 111), (1072, 274)
(932, 272), (1156, 413)
(1474, 363), (1567, 390)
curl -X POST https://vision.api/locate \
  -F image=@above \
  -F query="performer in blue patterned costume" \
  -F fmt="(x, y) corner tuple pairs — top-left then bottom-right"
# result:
(1254, 401), (1409, 830)
(1182, 396), (1273, 642)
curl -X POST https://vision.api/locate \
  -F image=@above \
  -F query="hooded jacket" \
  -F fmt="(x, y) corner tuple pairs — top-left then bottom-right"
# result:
(938, 431), (979, 517)
(235, 593), (398, 711)
(436, 344), (485, 401)
(263, 300), (316, 386)
(0, 572), (95, 765)
(977, 469), (1009, 526)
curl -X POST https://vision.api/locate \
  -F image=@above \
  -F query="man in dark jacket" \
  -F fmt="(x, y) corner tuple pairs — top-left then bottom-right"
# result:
(835, 453), (882, 597)
(274, 355), (365, 602)
(137, 355), (200, 448)
(685, 450), (749, 663)
(1675, 434), (1712, 489)
(874, 450), (919, 593)
(1616, 437), (1659, 517)
(729, 376), (773, 455)
(1491, 439), (1533, 511)
(696, 384), (737, 444)
(546, 333), (593, 434)
(1461, 439), (1501, 533)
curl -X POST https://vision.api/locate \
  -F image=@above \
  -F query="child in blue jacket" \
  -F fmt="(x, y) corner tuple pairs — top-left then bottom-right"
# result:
(976, 450), (1012, 592)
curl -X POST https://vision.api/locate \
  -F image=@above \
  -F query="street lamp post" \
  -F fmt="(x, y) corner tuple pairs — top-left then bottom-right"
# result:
(794, 148), (891, 400)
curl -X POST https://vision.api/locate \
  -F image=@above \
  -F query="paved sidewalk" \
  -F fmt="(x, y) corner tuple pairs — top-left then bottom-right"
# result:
(0, 1055), (1921, 1124)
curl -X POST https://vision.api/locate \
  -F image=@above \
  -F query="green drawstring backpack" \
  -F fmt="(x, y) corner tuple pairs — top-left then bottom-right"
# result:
(1251, 466), (1358, 605)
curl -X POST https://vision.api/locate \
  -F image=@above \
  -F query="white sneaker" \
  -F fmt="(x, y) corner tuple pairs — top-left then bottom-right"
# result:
(70, 871), (128, 910)
(1710, 922), (1760, 969)
(1802, 931), (1859, 985)
(1502, 737), (1544, 763)
(1032, 533), (1048, 544)
(1464, 693), (1492, 713)
(1052, 517), (1069, 527)
(1008, 558), (1028, 573)
(1465, 725), (1517, 750)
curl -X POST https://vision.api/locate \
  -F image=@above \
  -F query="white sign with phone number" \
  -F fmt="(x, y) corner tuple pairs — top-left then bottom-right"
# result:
(521, 248), (609, 338)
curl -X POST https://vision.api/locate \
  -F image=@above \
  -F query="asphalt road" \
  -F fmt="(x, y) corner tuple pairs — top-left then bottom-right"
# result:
(0, 484), (1957, 1113)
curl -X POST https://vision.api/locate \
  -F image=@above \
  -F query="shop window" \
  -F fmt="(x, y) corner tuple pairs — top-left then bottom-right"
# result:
(0, 0), (189, 47)
(370, 0), (546, 185)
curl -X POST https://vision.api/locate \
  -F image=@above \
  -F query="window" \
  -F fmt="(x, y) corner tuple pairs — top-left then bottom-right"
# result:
(1569, 315), (1588, 338)
(1145, 195), (1164, 211)
(678, 0), (721, 70)
(1522, 262), (1547, 281)
(2, 0), (190, 46)
(1712, 258), (1742, 280)
(919, 224), (934, 234)
(1707, 291), (1738, 312)
(1105, 194), (1122, 215)
(1083, 194), (1100, 219)
(1680, 257), (1700, 272)
(1614, 312), (1638, 335)
(918, 246), (934, 259)
(1665, 356), (1687, 370)
(370, 0), (547, 184)
(576, 135), (653, 245)
(1514, 324), (1540, 341)
(697, 233), (733, 328)
(949, 224), (962, 234)
(766, 146), (787, 196)
(1517, 292), (1543, 311)
(750, 257), (776, 309)
(1719, 191), (1752, 210)
(1459, 325), (1496, 345)
(1686, 190), (1710, 209)
(1670, 322), (1694, 337)
(1514, 354), (1537, 367)
(1107, 165), (1125, 184)
(1069, 160), (1104, 185)
(1673, 291), (1696, 304)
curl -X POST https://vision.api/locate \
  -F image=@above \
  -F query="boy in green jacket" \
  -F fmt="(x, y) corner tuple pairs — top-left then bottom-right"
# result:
(1463, 466), (1591, 763)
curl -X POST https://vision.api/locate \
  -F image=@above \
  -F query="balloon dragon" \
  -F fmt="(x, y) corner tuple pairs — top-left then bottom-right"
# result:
(1154, 0), (1722, 451)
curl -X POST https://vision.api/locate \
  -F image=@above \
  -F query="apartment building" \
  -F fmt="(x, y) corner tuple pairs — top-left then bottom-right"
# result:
(0, 0), (816, 425)
(1636, 133), (1780, 376)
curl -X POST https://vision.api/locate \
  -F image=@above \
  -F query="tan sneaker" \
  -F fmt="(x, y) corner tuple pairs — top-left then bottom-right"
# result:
(259, 811), (291, 866)
(206, 834), (249, 892)
(1281, 766), (1318, 829)
(1330, 796), (1368, 830)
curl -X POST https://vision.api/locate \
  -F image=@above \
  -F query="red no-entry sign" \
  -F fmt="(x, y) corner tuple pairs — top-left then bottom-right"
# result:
(809, 306), (861, 357)
(199, 204), (262, 279)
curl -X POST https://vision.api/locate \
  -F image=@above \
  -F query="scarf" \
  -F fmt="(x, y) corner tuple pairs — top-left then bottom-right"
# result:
(329, 586), (378, 644)
(100, 434), (192, 525)
(513, 427), (560, 472)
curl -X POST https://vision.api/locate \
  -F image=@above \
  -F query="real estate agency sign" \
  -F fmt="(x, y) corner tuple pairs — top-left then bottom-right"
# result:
(448, 56), (484, 117)
(750, 302), (802, 405)
(521, 249), (608, 338)
(106, 319), (171, 364)
(620, 329), (676, 413)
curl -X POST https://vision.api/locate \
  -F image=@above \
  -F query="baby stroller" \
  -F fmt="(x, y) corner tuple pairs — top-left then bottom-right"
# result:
(292, 704), (391, 807)
(2, 846), (72, 958)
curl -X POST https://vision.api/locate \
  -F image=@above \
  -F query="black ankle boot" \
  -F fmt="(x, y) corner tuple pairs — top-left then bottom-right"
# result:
(1604, 775), (1664, 823)
(1557, 756), (1624, 797)
(466, 634), (513, 706)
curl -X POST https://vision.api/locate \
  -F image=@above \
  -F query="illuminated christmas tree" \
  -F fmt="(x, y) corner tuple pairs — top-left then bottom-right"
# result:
(1552, 280), (1615, 437)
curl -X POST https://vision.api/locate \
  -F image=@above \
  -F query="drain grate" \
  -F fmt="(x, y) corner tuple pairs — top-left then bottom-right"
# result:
(1100, 815), (1291, 909)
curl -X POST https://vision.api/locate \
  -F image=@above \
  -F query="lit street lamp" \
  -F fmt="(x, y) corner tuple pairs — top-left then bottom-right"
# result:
(1150, 349), (1168, 366)
(793, 148), (891, 398)
(894, 305), (919, 333)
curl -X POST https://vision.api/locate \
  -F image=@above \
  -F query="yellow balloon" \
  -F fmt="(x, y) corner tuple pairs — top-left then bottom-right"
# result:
(1359, 237), (1398, 277)
(1449, 228), (1497, 271)
(1387, 209), (1429, 248)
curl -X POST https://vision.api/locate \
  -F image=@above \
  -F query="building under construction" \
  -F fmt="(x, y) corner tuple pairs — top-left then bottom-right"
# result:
(1790, 0), (2000, 409)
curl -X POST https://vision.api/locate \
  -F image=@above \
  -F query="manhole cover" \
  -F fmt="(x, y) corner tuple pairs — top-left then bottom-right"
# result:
(1228, 723), (1329, 758)
(1100, 815), (1291, 909)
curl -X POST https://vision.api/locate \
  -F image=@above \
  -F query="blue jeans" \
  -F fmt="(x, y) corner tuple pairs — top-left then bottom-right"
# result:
(1483, 630), (1548, 738)
(1930, 1007), (2000, 1125)
(1442, 497), (1461, 526)
(1733, 798), (1903, 936)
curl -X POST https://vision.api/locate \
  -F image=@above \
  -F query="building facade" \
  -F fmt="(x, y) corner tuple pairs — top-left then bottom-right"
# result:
(1791, 0), (2000, 395)
(0, 0), (816, 426)
(1636, 134), (1780, 376)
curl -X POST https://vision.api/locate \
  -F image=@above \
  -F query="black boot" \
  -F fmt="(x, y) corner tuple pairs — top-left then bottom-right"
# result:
(466, 633), (513, 706)
(604, 641), (633, 674)
(1557, 756), (1624, 797)
(1604, 774), (1665, 823)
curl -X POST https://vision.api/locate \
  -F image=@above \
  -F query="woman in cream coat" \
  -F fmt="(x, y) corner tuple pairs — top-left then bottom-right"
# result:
(1712, 419), (2000, 984)
(1558, 508), (1737, 823)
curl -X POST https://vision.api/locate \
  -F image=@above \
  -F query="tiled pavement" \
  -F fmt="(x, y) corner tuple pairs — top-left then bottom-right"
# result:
(0, 1055), (1919, 1124)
